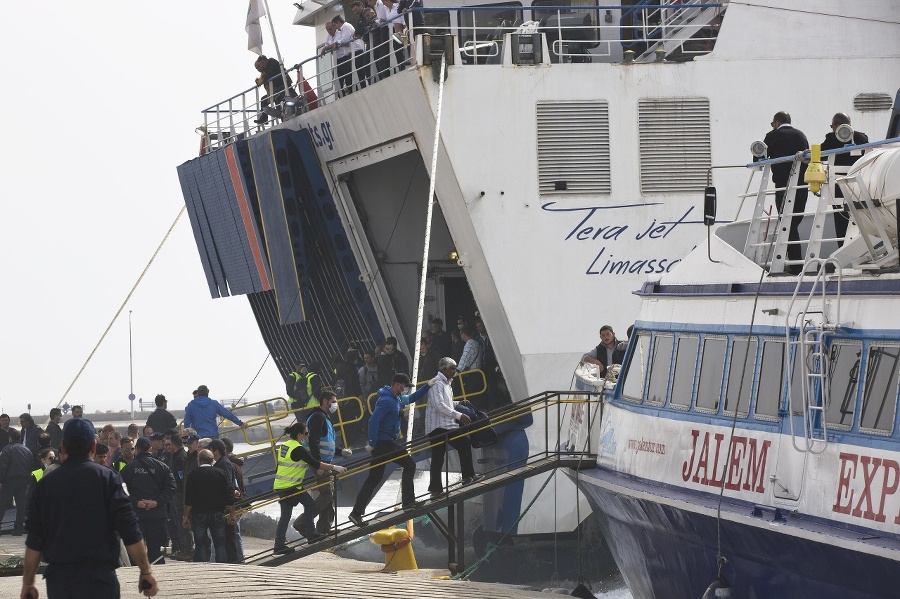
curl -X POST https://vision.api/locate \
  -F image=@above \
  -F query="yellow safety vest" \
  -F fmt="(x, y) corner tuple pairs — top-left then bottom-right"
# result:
(32, 468), (43, 484)
(273, 439), (308, 490)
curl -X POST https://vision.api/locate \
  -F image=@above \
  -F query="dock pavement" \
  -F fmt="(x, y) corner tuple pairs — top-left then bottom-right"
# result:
(0, 532), (556, 598)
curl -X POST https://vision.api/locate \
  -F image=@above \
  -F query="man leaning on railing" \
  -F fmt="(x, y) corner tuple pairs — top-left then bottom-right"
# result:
(253, 55), (293, 125)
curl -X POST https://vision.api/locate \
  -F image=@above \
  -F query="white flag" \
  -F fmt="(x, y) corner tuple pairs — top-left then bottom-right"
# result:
(246, 0), (266, 55)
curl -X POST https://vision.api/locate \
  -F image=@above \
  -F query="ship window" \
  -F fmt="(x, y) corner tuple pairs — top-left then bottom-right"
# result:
(859, 343), (900, 433)
(670, 335), (699, 409)
(621, 332), (651, 403)
(787, 340), (807, 417)
(458, 2), (523, 47)
(646, 334), (674, 405)
(536, 101), (611, 195)
(424, 10), (451, 35)
(696, 336), (726, 413)
(825, 341), (862, 429)
(637, 97), (712, 194)
(724, 337), (757, 417)
(531, 0), (601, 46)
(755, 338), (786, 419)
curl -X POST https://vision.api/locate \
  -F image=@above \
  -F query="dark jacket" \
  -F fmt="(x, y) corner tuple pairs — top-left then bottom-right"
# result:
(376, 350), (410, 387)
(594, 340), (627, 371)
(821, 130), (869, 166)
(227, 455), (246, 498)
(0, 442), (34, 481)
(45, 422), (62, 450)
(20, 424), (44, 454)
(170, 447), (187, 491)
(184, 465), (234, 513)
(120, 452), (176, 520)
(764, 125), (809, 187)
(146, 408), (177, 434)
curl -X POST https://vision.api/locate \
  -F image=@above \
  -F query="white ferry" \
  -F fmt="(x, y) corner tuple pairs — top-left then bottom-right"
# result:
(176, 0), (900, 575)
(574, 116), (900, 596)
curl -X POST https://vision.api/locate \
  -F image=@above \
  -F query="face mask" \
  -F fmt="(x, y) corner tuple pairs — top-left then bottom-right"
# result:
(329, 403), (338, 414)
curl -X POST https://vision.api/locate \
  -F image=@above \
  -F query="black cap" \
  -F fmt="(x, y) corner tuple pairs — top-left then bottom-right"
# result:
(62, 418), (96, 444)
(150, 432), (165, 440)
(135, 437), (152, 451)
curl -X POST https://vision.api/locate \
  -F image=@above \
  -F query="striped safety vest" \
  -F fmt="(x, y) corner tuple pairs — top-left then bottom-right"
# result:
(273, 439), (308, 490)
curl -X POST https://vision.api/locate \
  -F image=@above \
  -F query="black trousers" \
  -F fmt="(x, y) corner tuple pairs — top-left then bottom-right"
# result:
(428, 428), (475, 493)
(0, 476), (28, 532)
(354, 50), (370, 90)
(775, 186), (809, 269)
(45, 564), (120, 599)
(372, 28), (390, 80)
(337, 54), (354, 95)
(138, 517), (168, 564)
(352, 440), (415, 514)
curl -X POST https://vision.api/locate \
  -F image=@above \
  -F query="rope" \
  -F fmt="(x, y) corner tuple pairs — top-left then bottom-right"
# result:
(53, 206), (186, 413)
(452, 468), (558, 581)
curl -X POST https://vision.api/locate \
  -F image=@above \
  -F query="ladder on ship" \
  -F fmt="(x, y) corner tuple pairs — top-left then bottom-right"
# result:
(621, 0), (727, 62)
(236, 390), (602, 569)
(784, 261), (843, 454)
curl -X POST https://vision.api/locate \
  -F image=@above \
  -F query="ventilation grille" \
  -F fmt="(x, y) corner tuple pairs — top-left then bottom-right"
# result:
(854, 93), (893, 112)
(638, 97), (711, 193)
(536, 101), (610, 195)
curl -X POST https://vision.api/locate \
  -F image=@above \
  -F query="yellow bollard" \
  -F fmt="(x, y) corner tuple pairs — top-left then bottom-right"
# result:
(370, 519), (417, 571)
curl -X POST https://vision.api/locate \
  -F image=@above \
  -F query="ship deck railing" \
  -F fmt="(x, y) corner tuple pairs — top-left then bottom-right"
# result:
(235, 388), (603, 568)
(198, 2), (726, 154)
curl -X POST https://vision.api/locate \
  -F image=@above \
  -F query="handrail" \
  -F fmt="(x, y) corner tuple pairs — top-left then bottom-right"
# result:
(234, 388), (603, 517)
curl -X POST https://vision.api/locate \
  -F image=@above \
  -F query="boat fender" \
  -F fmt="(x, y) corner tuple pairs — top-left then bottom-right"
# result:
(701, 576), (739, 599)
(570, 582), (595, 598)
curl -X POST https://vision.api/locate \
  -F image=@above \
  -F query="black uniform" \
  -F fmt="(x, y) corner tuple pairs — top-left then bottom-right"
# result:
(146, 408), (177, 435)
(26, 456), (143, 599)
(120, 452), (176, 564)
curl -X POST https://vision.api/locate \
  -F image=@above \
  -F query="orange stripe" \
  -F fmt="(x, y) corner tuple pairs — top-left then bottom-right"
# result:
(225, 145), (272, 291)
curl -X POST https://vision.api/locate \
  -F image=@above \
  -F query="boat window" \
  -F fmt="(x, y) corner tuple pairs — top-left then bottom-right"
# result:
(755, 338), (786, 419)
(621, 332), (651, 403)
(787, 341), (807, 416)
(458, 2), (523, 48)
(724, 337), (757, 417)
(696, 336), (726, 413)
(670, 335), (699, 410)
(825, 341), (862, 429)
(860, 343), (900, 434)
(646, 334), (674, 405)
(424, 10), (451, 35)
(532, 0), (601, 58)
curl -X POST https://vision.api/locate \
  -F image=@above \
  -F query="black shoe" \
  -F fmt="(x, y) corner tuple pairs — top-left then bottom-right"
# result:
(254, 113), (268, 124)
(402, 500), (425, 510)
(11, 530), (23, 537)
(461, 474), (484, 486)
(348, 512), (365, 527)
(273, 545), (295, 555)
(307, 533), (326, 544)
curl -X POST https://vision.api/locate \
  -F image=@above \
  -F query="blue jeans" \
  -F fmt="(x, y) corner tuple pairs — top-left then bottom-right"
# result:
(191, 512), (227, 563)
(275, 488), (315, 547)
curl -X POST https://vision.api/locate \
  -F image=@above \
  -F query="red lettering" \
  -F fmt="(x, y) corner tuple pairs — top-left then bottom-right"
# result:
(681, 429), (700, 482)
(742, 438), (770, 493)
(879, 459), (899, 524)
(707, 433), (726, 487)
(694, 432), (711, 484)
(852, 456), (882, 521)
(832, 452), (858, 515)
(724, 436), (747, 491)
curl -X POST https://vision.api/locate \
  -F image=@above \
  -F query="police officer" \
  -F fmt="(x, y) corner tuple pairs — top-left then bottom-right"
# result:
(303, 391), (352, 536)
(21, 418), (158, 599)
(120, 437), (176, 565)
(286, 360), (323, 411)
(273, 422), (345, 554)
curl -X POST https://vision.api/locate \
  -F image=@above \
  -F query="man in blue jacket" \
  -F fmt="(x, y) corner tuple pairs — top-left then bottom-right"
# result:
(348, 373), (433, 526)
(182, 385), (247, 439)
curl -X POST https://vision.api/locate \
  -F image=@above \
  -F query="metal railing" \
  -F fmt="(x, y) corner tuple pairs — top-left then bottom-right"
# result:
(234, 388), (603, 519)
(198, 3), (726, 154)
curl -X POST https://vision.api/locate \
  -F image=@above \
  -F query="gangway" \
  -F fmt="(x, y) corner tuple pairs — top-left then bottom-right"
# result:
(238, 390), (603, 570)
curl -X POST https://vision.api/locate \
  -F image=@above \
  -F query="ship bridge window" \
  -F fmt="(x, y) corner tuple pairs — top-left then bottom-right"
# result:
(646, 334), (674, 405)
(825, 341), (862, 430)
(536, 101), (611, 195)
(755, 338), (786, 419)
(860, 343), (900, 434)
(621, 332), (650, 403)
(724, 337), (757, 417)
(458, 2), (523, 48)
(532, 0), (600, 61)
(696, 336), (726, 413)
(637, 98), (712, 194)
(424, 10), (451, 35)
(669, 334), (699, 410)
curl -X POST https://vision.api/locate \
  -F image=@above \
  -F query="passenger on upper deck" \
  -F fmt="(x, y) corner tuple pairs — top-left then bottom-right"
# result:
(821, 112), (869, 246)
(764, 111), (809, 274)
(397, 0), (424, 30)
(367, 0), (390, 81)
(332, 15), (360, 96)
(456, 326), (484, 373)
(582, 325), (626, 377)
(253, 55), (293, 125)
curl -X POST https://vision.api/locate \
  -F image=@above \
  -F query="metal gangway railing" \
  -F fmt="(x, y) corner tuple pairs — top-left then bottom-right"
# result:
(234, 388), (603, 567)
(198, 3), (726, 154)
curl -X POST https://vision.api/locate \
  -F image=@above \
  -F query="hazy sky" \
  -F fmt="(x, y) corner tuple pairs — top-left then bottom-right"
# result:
(0, 2), (316, 416)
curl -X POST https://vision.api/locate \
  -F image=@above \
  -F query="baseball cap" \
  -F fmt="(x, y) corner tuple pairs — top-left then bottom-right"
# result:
(183, 434), (200, 443)
(150, 432), (165, 440)
(62, 418), (96, 444)
(164, 428), (179, 437)
(135, 437), (152, 451)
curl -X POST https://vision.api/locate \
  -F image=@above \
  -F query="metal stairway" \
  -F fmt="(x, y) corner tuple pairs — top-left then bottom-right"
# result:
(245, 452), (596, 567)
(622, 0), (727, 62)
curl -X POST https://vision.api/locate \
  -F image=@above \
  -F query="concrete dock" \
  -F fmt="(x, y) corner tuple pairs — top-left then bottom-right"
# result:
(0, 533), (556, 598)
